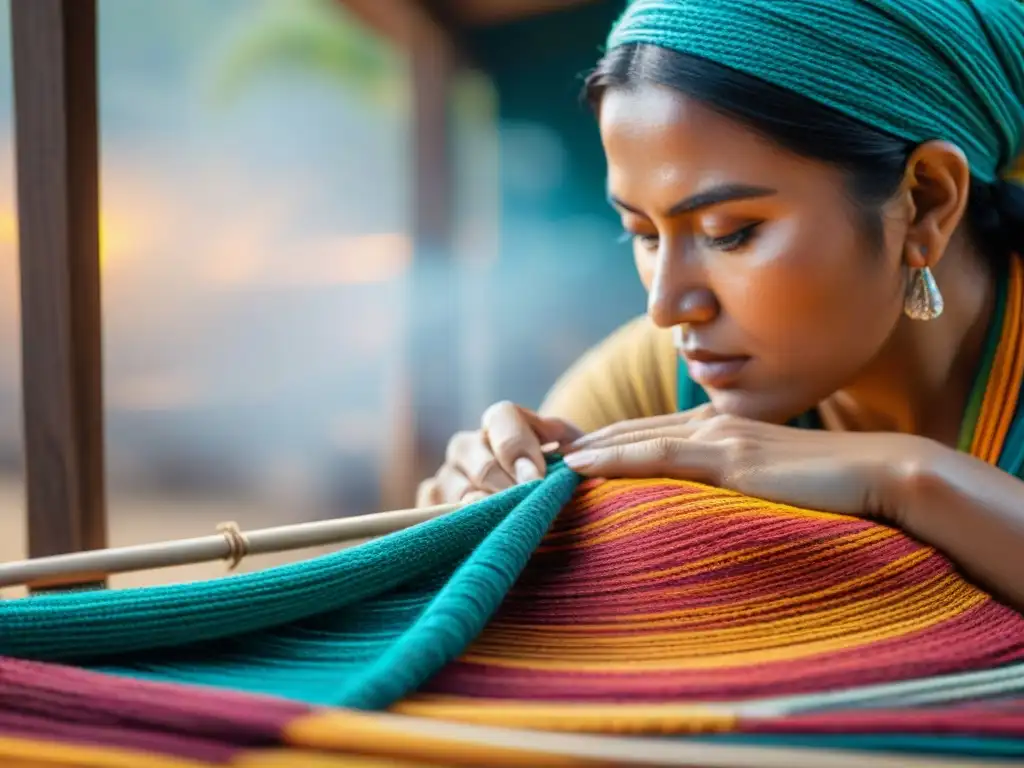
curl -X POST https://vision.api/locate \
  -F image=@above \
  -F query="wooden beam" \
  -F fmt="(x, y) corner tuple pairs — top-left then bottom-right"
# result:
(338, 0), (464, 52)
(450, 0), (594, 26)
(336, 0), (467, 508)
(11, 0), (107, 570)
(411, 26), (455, 254)
(388, 19), (461, 508)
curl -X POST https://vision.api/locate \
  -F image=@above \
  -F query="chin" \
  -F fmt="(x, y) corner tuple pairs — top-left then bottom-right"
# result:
(705, 388), (808, 426)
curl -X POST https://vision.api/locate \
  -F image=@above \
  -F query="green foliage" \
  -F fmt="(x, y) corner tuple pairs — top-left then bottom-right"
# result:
(206, 0), (405, 108)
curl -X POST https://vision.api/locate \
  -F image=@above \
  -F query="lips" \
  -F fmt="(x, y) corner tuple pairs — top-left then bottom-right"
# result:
(681, 348), (750, 388)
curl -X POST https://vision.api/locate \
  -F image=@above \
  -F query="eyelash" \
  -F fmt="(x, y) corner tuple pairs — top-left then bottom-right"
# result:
(708, 223), (760, 251)
(619, 223), (761, 253)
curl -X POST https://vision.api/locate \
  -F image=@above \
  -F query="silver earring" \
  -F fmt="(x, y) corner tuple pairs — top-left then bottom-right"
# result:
(904, 265), (944, 321)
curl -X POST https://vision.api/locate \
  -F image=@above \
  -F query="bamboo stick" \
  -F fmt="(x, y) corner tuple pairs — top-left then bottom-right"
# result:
(0, 501), (462, 589)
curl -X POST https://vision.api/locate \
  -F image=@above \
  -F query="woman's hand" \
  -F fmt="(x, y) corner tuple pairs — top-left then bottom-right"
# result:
(417, 402), (583, 507)
(562, 409), (928, 519)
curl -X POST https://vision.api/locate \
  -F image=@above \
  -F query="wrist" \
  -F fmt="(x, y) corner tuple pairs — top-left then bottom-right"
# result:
(874, 435), (949, 527)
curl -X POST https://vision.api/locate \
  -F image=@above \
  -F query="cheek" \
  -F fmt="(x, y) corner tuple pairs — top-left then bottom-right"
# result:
(716, 215), (900, 366)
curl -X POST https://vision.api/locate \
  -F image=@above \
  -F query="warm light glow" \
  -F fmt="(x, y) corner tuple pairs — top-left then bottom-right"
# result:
(108, 372), (200, 411)
(0, 208), (141, 270)
(203, 232), (413, 288)
(0, 210), (15, 247)
(1, 209), (412, 285)
(98, 211), (138, 269)
(322, 233), (412, 285)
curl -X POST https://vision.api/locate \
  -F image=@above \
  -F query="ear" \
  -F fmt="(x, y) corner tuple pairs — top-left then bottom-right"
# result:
(898, 141), (971, 269)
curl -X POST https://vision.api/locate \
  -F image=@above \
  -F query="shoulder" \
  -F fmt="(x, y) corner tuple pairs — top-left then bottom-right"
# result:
(540, 315), (679, 431)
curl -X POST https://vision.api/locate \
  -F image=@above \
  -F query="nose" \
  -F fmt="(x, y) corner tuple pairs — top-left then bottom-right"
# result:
(646, 243), (718, 329)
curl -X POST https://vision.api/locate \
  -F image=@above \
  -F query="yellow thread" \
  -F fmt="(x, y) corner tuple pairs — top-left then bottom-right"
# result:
(461, 575), (985, 670)
(632, 526), (898, 584)
(392, 698), (737, 734)
(542, 497), (856, 554)
(970, 254), (1024, 463)
(284, 711), (591, 766)
(1005, 150), (1024, 185)
(491, 547), (933, 632)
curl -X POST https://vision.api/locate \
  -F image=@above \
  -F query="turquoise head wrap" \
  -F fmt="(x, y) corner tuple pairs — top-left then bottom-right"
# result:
(606, 0), (1024, 185)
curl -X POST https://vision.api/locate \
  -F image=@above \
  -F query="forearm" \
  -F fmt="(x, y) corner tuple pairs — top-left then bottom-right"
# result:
(895, 445), (1024, 611)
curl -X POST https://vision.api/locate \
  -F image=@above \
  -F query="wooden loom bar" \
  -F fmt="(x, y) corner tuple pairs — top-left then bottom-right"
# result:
(0, 501), (461, 589)
(10, 0), (107, 572)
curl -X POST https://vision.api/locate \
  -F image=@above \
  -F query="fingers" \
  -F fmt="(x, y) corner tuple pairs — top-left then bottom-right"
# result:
(447, 431), (516, 493)
(564, 437), (723, 485)
(567, 425), (695, 453)
(416, 478), (442, 508)
(416, 475), (487, 507)
(416, 402), (582, 508)
(436, 463), (479, 503)
(482, 401), (560, 483)
(566, 404), (715, 452)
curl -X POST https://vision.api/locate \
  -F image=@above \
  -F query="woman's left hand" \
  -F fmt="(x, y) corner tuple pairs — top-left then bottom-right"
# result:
(562, 409), (932, 520)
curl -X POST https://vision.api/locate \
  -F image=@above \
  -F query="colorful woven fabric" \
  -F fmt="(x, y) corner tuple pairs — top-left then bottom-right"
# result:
(3, 255), (1022, 764)
(3, 473), (1024, 766)
(412, 479), (1024, 706)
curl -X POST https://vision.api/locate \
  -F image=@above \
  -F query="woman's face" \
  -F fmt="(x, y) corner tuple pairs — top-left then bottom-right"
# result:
(599, 83), (908, 423)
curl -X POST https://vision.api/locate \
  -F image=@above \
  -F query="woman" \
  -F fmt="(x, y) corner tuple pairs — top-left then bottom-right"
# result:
(417, 0), (1024, 608)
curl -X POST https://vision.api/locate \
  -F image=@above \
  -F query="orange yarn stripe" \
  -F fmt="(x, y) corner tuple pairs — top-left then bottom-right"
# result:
(970, 253), (1024, 464)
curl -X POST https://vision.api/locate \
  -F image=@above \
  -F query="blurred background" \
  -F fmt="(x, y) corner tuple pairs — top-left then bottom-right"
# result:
(0, 0), (645, 589)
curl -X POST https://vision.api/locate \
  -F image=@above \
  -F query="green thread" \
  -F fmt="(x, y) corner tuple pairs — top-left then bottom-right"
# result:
(957, 271), (1008, 453)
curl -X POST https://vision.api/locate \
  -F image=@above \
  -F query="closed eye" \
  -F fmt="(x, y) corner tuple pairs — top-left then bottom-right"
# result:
(618, 230), (660, 249)
(619, 223), (760, 252)
(705, 223), (760, 252)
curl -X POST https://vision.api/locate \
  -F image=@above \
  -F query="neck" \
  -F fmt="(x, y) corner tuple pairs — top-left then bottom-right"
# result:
(822, 245), (996, 447)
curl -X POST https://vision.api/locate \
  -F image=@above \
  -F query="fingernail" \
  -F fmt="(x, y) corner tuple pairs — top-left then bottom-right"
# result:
(514, 457), (541, 483)
(564, 451), (595, 470)
(462, 491), (487, 504)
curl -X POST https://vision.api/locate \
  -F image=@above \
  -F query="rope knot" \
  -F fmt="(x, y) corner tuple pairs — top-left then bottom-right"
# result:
(216, 521), (249, 571)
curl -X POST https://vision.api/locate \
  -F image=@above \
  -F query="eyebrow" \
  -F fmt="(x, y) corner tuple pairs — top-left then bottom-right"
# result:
(608, 183), (777, 217)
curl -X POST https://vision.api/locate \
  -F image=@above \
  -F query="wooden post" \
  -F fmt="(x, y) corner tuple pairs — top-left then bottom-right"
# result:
(401, 25), (460, 502)
(10, 0), (107, 573)
(340, 0), (463, 508)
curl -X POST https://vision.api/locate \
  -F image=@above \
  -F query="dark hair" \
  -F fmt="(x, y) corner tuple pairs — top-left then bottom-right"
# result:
(585, 44), (1024, 264)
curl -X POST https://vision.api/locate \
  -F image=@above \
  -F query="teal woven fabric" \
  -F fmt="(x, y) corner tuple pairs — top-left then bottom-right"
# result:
(607, 0), (1024, 183)
(0, 463), (581, 707)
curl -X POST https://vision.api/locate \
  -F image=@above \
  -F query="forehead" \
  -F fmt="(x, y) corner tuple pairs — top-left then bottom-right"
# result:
(598, 84), (830, 198)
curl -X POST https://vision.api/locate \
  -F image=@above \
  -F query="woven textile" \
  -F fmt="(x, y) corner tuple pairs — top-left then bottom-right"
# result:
(3, 471), (1024, 766)
(415, 479), (1024, 704)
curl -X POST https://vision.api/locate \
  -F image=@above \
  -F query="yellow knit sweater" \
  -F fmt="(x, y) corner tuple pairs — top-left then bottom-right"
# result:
(540, 315), (678, 431)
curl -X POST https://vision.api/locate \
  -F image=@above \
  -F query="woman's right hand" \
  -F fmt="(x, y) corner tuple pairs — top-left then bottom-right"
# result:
(416, 401), (583, 507)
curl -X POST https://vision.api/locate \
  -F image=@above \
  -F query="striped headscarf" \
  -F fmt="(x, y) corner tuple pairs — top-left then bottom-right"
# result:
(606, 0), (1024, 185)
